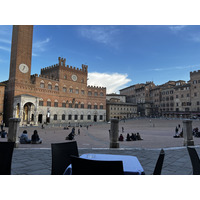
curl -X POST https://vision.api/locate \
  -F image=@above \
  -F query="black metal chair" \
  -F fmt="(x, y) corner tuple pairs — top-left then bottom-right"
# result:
(153, 149), (165, 175)
(70, 155), (124, 175)
(51, 141), (79, 175)
(187, 147), (200, 175)
(0, 142), (15, 175)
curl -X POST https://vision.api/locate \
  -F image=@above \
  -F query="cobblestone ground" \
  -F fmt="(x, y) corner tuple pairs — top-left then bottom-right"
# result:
(11, 147), (199, 175)
(1, 118), (200, 175)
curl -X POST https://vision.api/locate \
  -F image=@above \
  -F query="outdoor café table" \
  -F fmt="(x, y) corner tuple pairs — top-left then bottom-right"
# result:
(64, 153), (145, 175)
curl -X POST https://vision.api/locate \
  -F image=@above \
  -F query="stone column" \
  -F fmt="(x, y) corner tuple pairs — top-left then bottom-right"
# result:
(8, 118), (21, 148)
(183, 120), (194, 146)
(109, 118), (119, 148)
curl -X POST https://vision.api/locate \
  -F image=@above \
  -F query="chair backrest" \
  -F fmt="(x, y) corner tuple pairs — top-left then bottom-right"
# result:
(0, 142), (15, 175)
(187, 147), (200, 175)
(70, 156), (124, 175)
(51, 141), (79, 175)
(153, 149), (165, 175)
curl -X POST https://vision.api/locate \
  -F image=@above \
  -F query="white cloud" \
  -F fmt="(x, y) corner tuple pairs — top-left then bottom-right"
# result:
(0, 26), (12, 36)
(0, 45), (10, 52)
(88, 72), (131, 94)
(151, 64), (200, 72)
(169, 25), (186, 32)
(0, 38), (11, 44)
(79, 26), (120, 48)
(32, 38), (51, 55)
(190, 33), (200, 42)
(95, 56), (103, 60)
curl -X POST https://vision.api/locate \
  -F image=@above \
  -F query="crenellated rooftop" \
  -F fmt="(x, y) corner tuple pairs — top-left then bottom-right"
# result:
(190, 70), (200, 76)
(87, 85), (106, 90)
(40, 57), (88, 73)
(31, 74), (59, 81)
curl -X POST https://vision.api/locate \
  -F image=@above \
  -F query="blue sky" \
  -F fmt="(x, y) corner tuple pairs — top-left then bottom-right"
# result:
(1, 25), (200, 93)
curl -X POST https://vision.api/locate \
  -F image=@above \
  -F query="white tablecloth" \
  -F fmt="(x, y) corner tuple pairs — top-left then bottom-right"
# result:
(64, 153), (145, 175)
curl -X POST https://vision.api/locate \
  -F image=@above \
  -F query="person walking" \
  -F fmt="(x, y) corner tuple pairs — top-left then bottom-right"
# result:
(126, 133), (131, 141)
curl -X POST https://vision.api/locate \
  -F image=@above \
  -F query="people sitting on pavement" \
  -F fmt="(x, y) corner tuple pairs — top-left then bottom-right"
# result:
(130, 133), (137, 141)
(196, 132), (200, 137)
(179, 129), (183, 137)
(118, 134), (124, 141)
(126, 133), (131, 141)
(66, 132), (75, 140)
(193, 127), (199, 137)
(136, 132), (143, 140)
(64, 126), (69, 130)
(31, 130), (42, 144)
(19, 130), (31, 144)
(0, 130), (7, 138)
(175, 126), (179, 136)
(173, 129), (183, 138)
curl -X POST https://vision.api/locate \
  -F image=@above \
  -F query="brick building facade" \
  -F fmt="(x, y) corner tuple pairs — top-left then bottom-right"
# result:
(2, 25), (106, 126)
(0, 83), (5, 123)
(120, 72), (200, 119)
(120, 82), (155, 116)
(106, 94), (137, 121)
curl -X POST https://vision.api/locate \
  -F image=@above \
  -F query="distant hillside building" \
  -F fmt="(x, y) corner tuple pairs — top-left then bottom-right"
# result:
(2, 25), (106, 126)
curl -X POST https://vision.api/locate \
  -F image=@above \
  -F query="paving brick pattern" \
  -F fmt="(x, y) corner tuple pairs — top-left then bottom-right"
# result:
(11, 146), (200, 175)
(2, 118), (200, 175)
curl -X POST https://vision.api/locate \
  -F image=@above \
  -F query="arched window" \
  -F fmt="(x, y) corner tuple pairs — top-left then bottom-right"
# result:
(75, 102), (79, 108)
(62, 114), (65, 120)
(100, 104), (103, 109)
(54, 114), (57, 120)
(69, 86), (73, 93)
(40, 80), (45, 88)
(39, 98), (44, 106)
(54, 100), (58, 107)
(62, 101), (66, 107)
(100, 92), (104, 96)
(88, 103), (92, 109)
(47, 99), (51, 107)
(63, 85), (67, 93)
(69, 101), (72, 108)
(94, 103), (98, 109)
(55, 83), (59, 91)
(81, 103), (84, 108)
(81, 89), (85, 95)
(48, 82), (52, 89)
(75, 88), (79, 94)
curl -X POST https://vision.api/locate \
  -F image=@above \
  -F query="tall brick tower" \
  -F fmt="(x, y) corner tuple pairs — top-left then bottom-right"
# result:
(4, 25), (33, 125)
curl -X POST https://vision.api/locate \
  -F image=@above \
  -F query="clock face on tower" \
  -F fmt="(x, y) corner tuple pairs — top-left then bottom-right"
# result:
(19, 63), (29, 73)
(71, 74), (77, 81)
